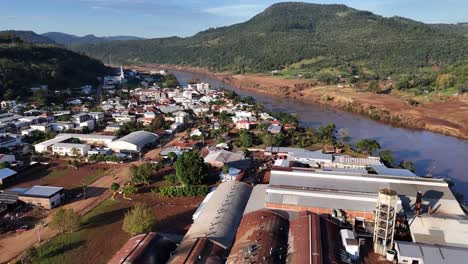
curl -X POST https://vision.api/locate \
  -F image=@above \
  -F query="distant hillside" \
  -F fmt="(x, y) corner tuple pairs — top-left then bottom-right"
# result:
(72, 2), (467, 79)
(430, 23), (468, 37)
(0, 32), (108, 101)
(43, 32), (144, 46)
(0, 30), (56, 45)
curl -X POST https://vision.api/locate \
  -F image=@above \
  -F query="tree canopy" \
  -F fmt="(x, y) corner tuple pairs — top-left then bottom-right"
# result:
(174, 151), (207, 186)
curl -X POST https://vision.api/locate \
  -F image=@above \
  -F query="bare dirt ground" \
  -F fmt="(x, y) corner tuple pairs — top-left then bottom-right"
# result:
(12, 160), (113, 190)
(132, 64), (468, 139)
(0, 164), (130, 263)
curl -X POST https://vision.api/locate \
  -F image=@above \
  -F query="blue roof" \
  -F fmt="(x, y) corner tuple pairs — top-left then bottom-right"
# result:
(22, 186), (63, 198)
(219, 167), (242, 177)
(0, 168), (17, 180)
(371, 165), (417, 177)
(9, 187), (28, 194)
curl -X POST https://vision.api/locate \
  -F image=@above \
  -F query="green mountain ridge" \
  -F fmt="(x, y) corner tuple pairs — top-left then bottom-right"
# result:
(71, 2), (467, 78)
(0, 32), (108, 101)
(43, 32), (144, 46)
(0, 30), (57, 45)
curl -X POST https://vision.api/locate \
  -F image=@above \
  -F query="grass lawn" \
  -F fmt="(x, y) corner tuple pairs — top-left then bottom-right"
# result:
(46, 169), (71, 180)
(28, 200), (130, 264)
(81, 169), (108, 186)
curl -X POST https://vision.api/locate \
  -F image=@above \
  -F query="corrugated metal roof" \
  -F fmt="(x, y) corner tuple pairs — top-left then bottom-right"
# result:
(112, 131), (159, 149)
(107, 232), (177, 264)
(226, 210), (289, 264)
(21, 185), (63, 198)
(288, 213), (345, 264)
(168, 181), (252, 264)
(0, 168), (17, 180)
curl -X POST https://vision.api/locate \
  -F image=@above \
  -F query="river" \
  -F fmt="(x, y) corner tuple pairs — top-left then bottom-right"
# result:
(173, 71), (468, 199)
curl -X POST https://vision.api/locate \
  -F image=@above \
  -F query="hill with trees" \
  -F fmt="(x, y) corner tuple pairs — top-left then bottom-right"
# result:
(0, 32), (109, 101)
(72, 2), (467, 80)
(43, 32), (144, 46)
(0, 30), (57, 45)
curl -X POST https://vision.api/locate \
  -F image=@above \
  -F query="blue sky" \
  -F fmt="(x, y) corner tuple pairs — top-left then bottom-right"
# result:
(1, 0), (467, 38)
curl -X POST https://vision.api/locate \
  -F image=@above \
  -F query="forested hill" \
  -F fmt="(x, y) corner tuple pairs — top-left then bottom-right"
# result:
(43, 32), (144, 46)
(0, 32), (108, 101)
(0, 30), (57, 45)
(72, 2), (467, 77)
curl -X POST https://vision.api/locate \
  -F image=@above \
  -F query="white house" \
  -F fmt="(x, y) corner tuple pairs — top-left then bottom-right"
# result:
(174, 111), (189, 124)
(1, 100), (16, 109)
(52, 143), (91, 156)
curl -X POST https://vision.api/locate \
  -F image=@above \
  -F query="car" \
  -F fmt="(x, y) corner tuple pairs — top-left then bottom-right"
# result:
(16, 225), (30, 233)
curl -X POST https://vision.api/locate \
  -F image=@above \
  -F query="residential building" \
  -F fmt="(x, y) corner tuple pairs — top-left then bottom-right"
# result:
(71, 113), (95, 131)
(0, 100), (16, 110)
(204, 149), (245, 168)
(0, 154), (15, 164)
(174, 111), (188, 124)
(0, 134), (21, 148)
(235, 119), (250, 130)
(52, 143), (91, 156)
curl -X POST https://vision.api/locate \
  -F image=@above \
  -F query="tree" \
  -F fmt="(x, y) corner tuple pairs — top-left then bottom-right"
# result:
(167, 152), (178, 161)
(355, 139), (381, 155)
(72, 159), (80, 169)
(50, 208), (82, 233)
(238, 129), (253, 148)
(337, 128), (350, 144)
(0, 162), (9, 169)
(317, 123), (336, 143)
(164, 173), (179, 186)
(174, 151), (207, 186)
(222, 164), (229, 175)
(122, 203), (157, 236)
(111, 182), (120, 200)
(367, 80), (379, 93)
(399, 160), (415, 172)
(378, 150), (395, 167)
(435, 74), (456, 90)
(130, 163), (154, 185)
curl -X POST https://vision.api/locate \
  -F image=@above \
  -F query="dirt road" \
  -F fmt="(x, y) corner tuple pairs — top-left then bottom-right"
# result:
(0, 165), (131, 263)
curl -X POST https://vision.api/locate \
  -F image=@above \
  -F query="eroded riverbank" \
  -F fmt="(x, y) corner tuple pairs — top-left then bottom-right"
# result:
(131, 64), (468, 140)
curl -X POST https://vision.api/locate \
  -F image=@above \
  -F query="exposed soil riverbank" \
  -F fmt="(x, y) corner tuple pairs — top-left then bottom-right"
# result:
(129, 64), (468, 140)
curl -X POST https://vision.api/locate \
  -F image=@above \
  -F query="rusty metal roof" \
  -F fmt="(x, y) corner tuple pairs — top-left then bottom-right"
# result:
(107, 232), (176, 264)
(288, 213), (345, 264)
(226, 210), (289, 264)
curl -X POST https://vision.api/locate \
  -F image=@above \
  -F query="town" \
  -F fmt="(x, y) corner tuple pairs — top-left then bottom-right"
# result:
(0, 66), (466, 264)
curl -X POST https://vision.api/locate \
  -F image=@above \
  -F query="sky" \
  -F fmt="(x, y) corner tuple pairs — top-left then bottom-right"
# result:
(1, 0), (467, 38)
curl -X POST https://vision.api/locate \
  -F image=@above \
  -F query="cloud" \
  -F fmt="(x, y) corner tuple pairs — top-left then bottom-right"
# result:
(203, 4), (266, 18)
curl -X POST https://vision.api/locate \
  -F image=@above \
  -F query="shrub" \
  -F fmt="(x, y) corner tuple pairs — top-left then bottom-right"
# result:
(50, 208), (82, 233)
(158, 185), (209, 197)
(122, 203), (157, 236)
